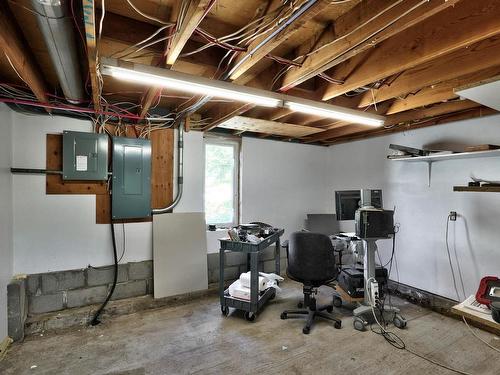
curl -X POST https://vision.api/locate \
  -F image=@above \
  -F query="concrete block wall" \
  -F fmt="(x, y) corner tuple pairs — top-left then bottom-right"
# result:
(25, 261), (153, 314)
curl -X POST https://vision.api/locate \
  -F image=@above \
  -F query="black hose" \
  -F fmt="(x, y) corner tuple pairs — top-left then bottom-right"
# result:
(90, 219), (118, 326)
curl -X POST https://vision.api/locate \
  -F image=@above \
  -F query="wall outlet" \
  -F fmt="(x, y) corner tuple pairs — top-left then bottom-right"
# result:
(449, 211), (457, 221)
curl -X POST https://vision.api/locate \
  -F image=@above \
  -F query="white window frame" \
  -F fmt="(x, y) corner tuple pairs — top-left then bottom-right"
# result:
(203, 135), (240, 227)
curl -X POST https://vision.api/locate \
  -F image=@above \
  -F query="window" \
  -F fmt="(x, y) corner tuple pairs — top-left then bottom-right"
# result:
(204, 136), (240, 226)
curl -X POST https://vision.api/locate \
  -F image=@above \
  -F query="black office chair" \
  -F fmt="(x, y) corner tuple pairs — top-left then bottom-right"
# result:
(281, 232), (342, 334)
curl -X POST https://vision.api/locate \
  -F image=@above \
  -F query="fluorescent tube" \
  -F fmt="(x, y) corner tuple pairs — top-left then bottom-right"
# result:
(104, 65), (281, 108)
(285, 101), (385, 127)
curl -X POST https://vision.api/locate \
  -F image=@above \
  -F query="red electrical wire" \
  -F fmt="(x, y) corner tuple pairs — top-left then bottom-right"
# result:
(0, 98), (143, 120)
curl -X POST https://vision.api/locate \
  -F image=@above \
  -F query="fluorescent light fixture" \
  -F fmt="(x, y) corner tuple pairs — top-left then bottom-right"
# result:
(101, 59), (281, 108)
(100, 58), (386, 126)
(285, 100), (385, 127)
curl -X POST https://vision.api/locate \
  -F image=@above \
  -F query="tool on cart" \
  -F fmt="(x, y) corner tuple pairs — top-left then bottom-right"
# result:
(219, 224), (284, 322)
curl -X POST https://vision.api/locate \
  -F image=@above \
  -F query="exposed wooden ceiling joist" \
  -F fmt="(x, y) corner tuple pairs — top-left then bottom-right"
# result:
(139, 0), (215, 119)
(0, 1), (49, 106)
(386, 65), (500, 115)
(228, 0), (331, 81)
(322, 0), (500, 101)
(279, 0), (459, 92)
(358, 36), (500, 108)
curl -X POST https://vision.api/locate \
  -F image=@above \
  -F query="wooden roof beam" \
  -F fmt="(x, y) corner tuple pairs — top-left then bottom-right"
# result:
(387, 65), (500, 115)
(322, 0), (500, 101)
(228, 0), (331, 82)
(280, 0), (458, 92)
(358, 36), (500, 108)
(0, 2), (49, 107)
(139, 0), (215, 120)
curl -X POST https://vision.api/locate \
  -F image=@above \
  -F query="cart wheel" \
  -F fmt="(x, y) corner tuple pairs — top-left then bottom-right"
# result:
(221, 306), (229, 316)
(326, 305), (334, 313)
(353, 317), (366, 331)
(333, 297), (343, 308)
(297, 302), (303, 308)
(393, 314), (407, 329)
(302, 327), (310, 334)
(280, 312), (287, 320)
(334, 321), (342, 329)
(269, 291), (276, 300)
(245, 312), (256, 322)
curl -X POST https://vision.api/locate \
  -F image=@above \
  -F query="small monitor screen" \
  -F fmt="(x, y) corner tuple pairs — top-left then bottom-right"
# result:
(335, 190), (383, 220)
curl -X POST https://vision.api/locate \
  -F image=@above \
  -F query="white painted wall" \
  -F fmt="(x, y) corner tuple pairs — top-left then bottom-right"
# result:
(241, 137), (329, 240)
(326, 114), (500, 300)
(11, 112), (151, 274)
(11, 112), (329, 271)
(0, 105), (13, 341)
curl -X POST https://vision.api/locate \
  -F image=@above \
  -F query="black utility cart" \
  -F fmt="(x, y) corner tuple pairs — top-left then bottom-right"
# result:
(219, 228), (284, 321)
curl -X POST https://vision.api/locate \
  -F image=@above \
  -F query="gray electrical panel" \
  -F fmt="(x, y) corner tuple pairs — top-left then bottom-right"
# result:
(112, 137), (152, 219)
(62, 131), (108, 180)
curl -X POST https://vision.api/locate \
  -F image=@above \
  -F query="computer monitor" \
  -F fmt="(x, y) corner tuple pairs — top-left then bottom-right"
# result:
(305, 214), (340, 235)
(335, 189), (383, 221)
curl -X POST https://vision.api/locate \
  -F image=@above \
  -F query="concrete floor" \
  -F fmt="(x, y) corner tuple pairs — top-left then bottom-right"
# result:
(1, 281), (499, 375)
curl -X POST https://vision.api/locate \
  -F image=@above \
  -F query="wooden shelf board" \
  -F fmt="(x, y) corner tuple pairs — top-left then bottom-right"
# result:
(453, 186), (500, 192)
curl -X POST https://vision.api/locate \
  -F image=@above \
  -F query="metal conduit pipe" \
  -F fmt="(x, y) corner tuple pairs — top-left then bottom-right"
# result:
(152, 121), (185, 214)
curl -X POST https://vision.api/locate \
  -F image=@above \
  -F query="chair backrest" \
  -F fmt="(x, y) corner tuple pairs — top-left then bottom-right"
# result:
(287, 232), (337, 284)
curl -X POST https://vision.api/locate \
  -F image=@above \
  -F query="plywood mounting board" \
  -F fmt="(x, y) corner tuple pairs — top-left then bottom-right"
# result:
(218, 116), (324, 138)
(153, 212), (208, 298)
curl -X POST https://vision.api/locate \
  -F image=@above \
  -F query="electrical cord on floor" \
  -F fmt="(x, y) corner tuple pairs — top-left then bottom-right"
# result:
(444, 214), (499, 354)
(463, 315), (500, 353)
(90, 221), (118, 326)
(445, 214), (463, 301)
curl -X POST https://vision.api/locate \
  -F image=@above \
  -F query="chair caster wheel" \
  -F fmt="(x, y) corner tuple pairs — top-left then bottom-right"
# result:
(326, 305), (334, 313)
(302, 327), (310, 334)
(297, 302), (303, 308)
(280, 312), (287, 320)
(333, 297), (343, 308)
(334, 321), (342, 329)
(245, 312), (256, 322)
(393, 314), (407, 329)
(353, 317), (366, 331)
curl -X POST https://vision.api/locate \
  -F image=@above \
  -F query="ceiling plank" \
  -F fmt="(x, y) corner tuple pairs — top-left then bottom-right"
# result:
(324, 105), (497, 145)
(280, 0), (458, 91)
(0, 2), (49, 105)
(228, 0), (331, 81)
(203, 102), (256, 131)
(386, 65), (500, 114)
(82, 0), (100, 111)
(218, 116), (323, 138)
(139, 0), (215, 119)
(358, 36), (500, 108)
(322, 0), (500, 101)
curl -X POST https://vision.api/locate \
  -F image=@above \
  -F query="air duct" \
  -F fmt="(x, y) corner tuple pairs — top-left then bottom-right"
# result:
(30, 0), (84, 103)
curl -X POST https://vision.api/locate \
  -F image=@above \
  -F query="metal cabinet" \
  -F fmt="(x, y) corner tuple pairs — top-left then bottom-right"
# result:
(112, 137), (152, 219)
